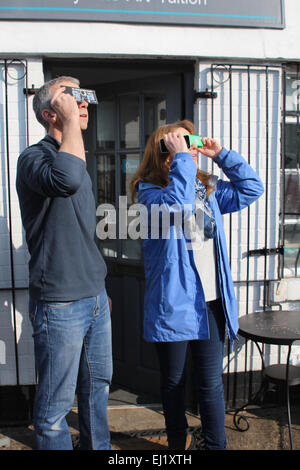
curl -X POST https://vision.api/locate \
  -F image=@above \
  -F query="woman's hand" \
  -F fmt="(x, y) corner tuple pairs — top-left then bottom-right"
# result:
(198, 137), (222, 159)
(162, 132), (189, 156)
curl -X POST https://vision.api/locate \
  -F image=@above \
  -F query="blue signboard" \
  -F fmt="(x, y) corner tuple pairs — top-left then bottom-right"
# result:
(0, 1), (285, 29)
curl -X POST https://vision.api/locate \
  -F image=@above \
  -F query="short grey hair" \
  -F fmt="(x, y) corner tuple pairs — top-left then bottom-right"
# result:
(33, 76), (80, 131)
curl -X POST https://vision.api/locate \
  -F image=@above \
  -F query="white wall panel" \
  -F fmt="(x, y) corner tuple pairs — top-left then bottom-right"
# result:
(195, 62), (287, 373)
(0, 58), (44, 385)
(0, 1), (299, 61)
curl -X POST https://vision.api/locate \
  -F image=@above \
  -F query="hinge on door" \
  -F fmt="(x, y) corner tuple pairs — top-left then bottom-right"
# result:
(247, 246), (284, 257)
(23, 85), (39, 95)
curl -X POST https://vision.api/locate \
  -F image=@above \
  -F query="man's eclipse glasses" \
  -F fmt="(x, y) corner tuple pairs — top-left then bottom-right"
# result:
(61, 85), (98, 104)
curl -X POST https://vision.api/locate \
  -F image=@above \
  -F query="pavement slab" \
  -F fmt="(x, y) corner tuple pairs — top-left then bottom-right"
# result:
(0, 404), (299, 451)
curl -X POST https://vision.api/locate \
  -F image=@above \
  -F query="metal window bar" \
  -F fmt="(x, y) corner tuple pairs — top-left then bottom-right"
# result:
(0, 58), (29, 387)
(209, 63), (283, 407)
(280, 66), (287, 280)
(295, 63), (300, 277)
(264, 67), (270, 310)
(281, 63), (300, 277)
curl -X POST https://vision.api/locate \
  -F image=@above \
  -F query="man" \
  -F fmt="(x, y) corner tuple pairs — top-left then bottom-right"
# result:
(16, 77), (112, 450)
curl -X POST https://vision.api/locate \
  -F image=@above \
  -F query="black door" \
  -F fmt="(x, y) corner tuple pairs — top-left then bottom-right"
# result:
(85, 71), (193, 398)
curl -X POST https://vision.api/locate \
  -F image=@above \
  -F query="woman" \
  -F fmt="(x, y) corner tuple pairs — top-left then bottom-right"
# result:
(130, 120), (264, 450)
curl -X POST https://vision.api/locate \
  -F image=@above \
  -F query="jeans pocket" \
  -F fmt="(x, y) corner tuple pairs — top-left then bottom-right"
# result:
(29, 301), (47, 338)
(96, 290), (110, 319)
(46, 300), (75, 309)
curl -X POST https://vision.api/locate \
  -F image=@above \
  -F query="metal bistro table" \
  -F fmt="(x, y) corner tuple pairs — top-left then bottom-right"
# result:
(233, 310), (300, 450)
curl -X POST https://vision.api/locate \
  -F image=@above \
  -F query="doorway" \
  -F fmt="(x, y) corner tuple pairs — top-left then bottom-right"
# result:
(44, 59), (195, 399)
(92, 70), (194, 399)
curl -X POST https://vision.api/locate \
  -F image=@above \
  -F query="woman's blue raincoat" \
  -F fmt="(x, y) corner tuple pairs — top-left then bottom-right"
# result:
(138, 148), (264, 344)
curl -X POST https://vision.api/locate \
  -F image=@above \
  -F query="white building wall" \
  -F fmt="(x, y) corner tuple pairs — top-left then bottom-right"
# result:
(0, 60), (298, 385)
(0, 0), (300, 61)
(0, 58), (44, 385)
(195, 61), (300, 371)
(0, 1), (300, 385)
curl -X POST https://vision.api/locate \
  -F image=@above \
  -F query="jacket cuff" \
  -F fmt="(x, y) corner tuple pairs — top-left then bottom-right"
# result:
(214, 147), (241, 169)
(173, 152), (194, 161)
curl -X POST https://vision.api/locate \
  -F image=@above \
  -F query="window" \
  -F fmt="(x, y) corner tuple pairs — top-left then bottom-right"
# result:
(96, 93), (167, 262)
(283, 65), (300, 276)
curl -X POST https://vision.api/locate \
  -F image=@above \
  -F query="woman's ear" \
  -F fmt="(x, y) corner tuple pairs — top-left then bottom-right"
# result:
(164, 157), (171, 170)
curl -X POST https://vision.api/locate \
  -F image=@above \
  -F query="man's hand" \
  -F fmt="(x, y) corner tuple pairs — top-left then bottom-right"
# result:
(51, 85), (86, 162)
(50, 86), (80, 128)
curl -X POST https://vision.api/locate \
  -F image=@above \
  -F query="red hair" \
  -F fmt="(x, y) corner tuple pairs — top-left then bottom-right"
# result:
(130, 120), (213, 202)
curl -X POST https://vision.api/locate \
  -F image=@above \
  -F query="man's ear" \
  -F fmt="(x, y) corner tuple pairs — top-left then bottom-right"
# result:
(41, 109), (57, 126)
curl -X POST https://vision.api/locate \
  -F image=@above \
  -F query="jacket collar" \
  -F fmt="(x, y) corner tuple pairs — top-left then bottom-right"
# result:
(43, 134), (61, 149)
(138, 181), (162, 191)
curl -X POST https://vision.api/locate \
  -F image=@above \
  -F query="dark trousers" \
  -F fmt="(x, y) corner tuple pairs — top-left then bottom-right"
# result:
(155, 298), (226, 450)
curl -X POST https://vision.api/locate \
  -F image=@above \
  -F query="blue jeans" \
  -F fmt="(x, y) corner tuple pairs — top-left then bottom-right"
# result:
(155, 298), (226, 450)
(29, 289), (113, 450)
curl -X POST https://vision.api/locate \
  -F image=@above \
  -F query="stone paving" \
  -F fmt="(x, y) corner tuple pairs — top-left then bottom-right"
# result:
(0, 404), (299, 451)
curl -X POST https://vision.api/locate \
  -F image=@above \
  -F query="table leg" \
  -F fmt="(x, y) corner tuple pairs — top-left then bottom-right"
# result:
(233, 340), (267, 432)
(286, 345), (293, 450)
(233, 378), (269, 431)
(234, 341), (295, 450)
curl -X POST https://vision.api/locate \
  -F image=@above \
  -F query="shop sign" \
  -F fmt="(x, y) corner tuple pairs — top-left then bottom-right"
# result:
(0, 0), (285, 29)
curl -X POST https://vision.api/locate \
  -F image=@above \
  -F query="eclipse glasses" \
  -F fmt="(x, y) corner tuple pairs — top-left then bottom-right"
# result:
(159, 134), (204, 154)
(61, 86), (98, 104)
